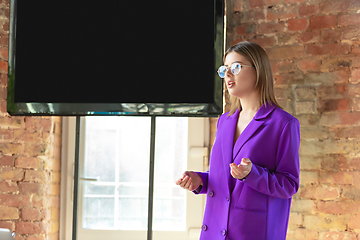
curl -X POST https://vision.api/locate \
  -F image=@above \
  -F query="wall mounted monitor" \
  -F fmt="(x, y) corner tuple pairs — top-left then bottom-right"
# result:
(7, 0), (224, 117)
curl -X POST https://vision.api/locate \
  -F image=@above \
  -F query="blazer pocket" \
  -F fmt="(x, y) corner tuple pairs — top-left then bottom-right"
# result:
(234, 186), (268, 213)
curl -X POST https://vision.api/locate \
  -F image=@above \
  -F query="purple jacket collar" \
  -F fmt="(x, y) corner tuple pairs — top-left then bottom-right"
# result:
(220, 103), (277, 193)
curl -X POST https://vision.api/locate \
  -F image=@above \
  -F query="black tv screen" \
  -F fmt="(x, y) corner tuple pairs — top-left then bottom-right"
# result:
(7, 0), (224, 116)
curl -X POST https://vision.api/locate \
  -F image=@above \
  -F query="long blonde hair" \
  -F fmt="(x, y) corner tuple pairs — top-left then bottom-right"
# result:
(224, 41), (281, 115)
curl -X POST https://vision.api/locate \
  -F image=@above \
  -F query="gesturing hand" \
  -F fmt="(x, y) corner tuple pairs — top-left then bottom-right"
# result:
(175, 171), (203, 191)
(230, 158), (252, 180)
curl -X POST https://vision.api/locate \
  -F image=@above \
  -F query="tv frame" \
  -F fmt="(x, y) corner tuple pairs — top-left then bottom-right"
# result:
(7, 0), (224, 117)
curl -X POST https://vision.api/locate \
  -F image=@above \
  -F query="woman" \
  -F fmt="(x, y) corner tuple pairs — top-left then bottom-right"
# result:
(176, 41), (300, 240)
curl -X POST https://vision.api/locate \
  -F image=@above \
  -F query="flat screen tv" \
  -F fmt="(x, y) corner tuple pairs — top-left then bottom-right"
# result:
(7, 0), (224, 116)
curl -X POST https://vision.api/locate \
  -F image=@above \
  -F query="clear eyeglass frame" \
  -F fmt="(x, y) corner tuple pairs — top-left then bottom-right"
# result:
(217, 62), (253, 78)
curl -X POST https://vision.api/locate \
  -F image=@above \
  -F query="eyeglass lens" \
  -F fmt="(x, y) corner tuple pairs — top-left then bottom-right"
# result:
(218, 63), (241, 78)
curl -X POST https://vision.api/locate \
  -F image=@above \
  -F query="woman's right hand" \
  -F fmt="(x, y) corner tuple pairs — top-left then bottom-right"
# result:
(175, 171), (203, 191)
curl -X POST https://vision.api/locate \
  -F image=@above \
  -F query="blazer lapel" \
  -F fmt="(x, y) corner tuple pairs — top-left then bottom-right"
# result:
(221, 109), (239, 192)
(232, 103), (277, 161)
(232, 119), (265, 161)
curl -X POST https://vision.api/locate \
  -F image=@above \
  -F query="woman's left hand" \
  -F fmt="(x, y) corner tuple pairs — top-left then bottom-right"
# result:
(230, 158), (252, 180)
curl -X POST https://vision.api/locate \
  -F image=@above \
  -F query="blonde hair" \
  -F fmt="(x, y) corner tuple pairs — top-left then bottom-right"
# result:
(224, 41), (281, 115)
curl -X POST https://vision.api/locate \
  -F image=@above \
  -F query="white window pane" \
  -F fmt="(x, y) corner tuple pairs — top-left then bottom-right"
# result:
(83, 197), (115, 229)
(153, 117), (188, 231)
(81, 116), (188, 232)
(82, 116), (150, 230)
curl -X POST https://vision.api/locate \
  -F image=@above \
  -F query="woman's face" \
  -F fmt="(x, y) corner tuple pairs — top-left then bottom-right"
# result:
(223, 51), (257, 99)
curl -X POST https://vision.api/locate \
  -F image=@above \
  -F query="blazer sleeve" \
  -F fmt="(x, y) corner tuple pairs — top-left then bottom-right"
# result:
(243, 118), (300, 199)
(192, 112), (227, 195)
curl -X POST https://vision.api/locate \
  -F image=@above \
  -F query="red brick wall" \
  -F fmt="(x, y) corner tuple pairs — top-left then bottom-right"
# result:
(219, 0), (360, 239)
(0, 1), (62, 239)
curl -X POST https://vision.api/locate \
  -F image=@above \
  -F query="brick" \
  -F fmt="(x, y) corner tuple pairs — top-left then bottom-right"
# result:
(291, 199), (316, 213)
(317, 99), (350, 112)
(250, 37), (276, 49)
(299, 58), (320, 72)
(18, 182), (48, 195)
(0, 155), (15, 167)
(309, 15), (337, 30)
(249, 0), (263, 9)
(272, 59), (297, 73)
(21, 207), (42, 221)
(299, 185), (340, 200)
(0, 143), (23, 155)
(288, 212), (302, 226)
(347, 84), (360, 97)
(24, 170), (48, 183)
(0, 194), (31, 207)
(24, 144), (47, 157)
(331, 126), (360, 140)
(295, 109), (316, 124)
(288, 18), (308, 31)
(317, 85), (347, 99)
(296, 101), (315, 115)
(0, 221), (14, 231)
(0, 206), (18, 220)
(300, 171), (318, 185)
(264, 0), (284, 6)
(0, 167), (24, 181)
(50, 183), (60, 195)
(306, 44), (350, 56)
(286, 0), (305, 3)
(352, 57), (360, 68)
(300, 128), (328, 140)
(299, 4), (320, 17)
(267, 6), (297, 21)
(236, 24), (256, 36)
(26, 236), (46, 240)
(349, 214), (360, 229)
(25, 117), (53, 133)
(274, 86), (291, 100)
(321, 57), (352, 71)
(291, 228), (319, 240)
(342, 185), (360, 201)
(49, 196), (60, 208)
(0, 48), (7, 61)
(351, 68), (360, 83)
(300, 156), (322, 170)
(277, 33), (298, 46)
(305, 71), (349, 85)
(240, 9), (265, 23)
(318, 201), (350, 215)
(338, 13), (360, 27)
(320, 231), (358, 240)
(0, 116), (25, 129)
(295, 86), (317, 101)
(16, 222), (46, 235)
(32, 195), (46, 208)
(0, 181), (17, 193)
(0, 60), (7, 74)
(320, 171), (353, 185)
(267, 45), (304, 60)
(299, 31), (320, 44)
(319, 0), (360, 14)
(15, 157), (42, 169)
(304, 214), (347, 231)
(354, 98), (360, 111)
(341, 26), (360, 41)
(257, 22), (286, 35)
(14, 129), (42, 142)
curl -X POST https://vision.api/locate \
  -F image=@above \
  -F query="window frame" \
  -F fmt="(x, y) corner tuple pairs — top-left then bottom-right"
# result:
(60, 117), (208, 240)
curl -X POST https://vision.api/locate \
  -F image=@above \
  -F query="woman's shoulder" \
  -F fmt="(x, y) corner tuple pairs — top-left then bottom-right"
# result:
(272, 107), (299, 126)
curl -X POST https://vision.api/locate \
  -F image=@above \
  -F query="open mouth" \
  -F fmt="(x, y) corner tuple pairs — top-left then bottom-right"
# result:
(227, 81), (235, 88)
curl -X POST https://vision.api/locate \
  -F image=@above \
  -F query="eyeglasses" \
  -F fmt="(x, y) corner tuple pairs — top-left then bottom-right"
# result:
(217, 62), (253, 78)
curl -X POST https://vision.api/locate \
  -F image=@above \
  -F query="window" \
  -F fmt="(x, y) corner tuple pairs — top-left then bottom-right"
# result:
(60, 116), (208, 240)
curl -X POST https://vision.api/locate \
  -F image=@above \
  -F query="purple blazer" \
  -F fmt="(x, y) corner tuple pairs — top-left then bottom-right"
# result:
(195, 103), (300, 240)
